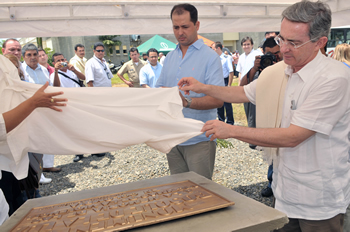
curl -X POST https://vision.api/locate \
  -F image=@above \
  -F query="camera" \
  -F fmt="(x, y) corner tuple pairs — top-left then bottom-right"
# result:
(61, 62), (68, 67)
(260, 52), (276, 70)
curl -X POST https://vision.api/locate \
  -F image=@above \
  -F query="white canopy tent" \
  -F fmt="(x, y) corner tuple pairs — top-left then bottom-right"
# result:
(0, 0), (349, 38)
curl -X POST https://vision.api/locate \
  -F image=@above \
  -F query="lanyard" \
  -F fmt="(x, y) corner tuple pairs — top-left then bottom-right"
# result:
(93, 56), (112, 79)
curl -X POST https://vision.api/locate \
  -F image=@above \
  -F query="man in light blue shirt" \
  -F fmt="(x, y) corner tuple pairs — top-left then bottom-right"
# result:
(156, 3), (224, 179)
(22, 43), (60, 87)
(211, 42), (234, 125)
(140, 48), (162, 88)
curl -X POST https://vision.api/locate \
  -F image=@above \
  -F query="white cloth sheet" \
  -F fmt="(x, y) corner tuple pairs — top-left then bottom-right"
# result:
(0, 55), (203, 180)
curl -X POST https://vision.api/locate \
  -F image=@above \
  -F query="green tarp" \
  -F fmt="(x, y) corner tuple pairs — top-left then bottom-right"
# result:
(137, 35), (176, 55)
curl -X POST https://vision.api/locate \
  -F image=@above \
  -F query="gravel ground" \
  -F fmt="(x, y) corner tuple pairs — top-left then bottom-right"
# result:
(39, 138), (274, 208)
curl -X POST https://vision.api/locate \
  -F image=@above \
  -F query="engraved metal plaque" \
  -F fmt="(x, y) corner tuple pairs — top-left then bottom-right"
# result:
(11, 180), (234, 231)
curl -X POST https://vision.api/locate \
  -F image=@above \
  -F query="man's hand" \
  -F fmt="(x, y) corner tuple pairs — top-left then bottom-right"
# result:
(178, 91), (187, 107)
(178, 77), (205, 95)
(30, 82), (67, 112)
(253, 55), (261, 72)
(54, 62), (62, 71)
(201, 120), (233, 141)
(67, 63), (76, 72)
(125, 80), (134, 87)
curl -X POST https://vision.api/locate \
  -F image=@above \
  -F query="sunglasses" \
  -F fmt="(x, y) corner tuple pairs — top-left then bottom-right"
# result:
(96, 49), (105, 53)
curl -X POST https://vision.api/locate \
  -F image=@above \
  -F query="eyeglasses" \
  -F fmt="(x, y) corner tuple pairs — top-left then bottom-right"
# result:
(96, 50), (105, 53)
(274, 35), (314, 49)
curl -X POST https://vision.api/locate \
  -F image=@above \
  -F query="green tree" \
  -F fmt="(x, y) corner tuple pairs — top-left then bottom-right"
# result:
(98, 35), (121, 57)
(44, 47), (55, 66)
(0, 40), (5, 55)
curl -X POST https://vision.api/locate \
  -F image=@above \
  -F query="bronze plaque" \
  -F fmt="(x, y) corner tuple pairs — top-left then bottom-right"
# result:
(11, 180), (234, 231)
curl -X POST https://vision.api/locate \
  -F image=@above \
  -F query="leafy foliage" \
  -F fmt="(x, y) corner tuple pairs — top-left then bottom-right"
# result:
(0, 40), (4, 55)
(98, 35), (121, 57)
(217, 139), (234, 148)
(44, 47), (55, 66)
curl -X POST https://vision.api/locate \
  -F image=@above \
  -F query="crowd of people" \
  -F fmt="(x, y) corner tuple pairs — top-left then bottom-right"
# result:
(0, 1), (350, 231)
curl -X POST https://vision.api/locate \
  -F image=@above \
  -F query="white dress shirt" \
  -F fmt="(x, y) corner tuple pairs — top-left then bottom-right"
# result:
(237, 49), (263, 79)
(85, 55), (112, 87)
(244, 52), (350, 220)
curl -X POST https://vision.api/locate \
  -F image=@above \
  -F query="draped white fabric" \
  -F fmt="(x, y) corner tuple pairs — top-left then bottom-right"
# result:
(0, 56), (203, 180)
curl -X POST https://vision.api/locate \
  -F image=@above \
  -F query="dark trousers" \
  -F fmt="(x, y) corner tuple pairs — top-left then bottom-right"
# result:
(267, 164), (273, 188)
(275, 214), (344, 232)
(217, 77), (234, 125)
(0, 171), (25, 216)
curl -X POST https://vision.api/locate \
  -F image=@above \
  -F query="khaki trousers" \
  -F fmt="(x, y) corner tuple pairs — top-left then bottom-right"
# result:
(166, 141), (216, 180)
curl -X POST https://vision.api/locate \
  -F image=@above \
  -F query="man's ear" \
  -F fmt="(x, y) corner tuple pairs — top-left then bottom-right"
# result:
(316, 36), (328, 50)
(195, 21), (200, 31)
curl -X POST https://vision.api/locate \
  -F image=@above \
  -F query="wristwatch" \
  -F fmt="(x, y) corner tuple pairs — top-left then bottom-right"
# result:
(185, 97), (192, 108)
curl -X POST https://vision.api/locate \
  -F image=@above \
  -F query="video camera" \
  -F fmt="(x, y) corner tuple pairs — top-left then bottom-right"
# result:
(260, 52), (277, 70)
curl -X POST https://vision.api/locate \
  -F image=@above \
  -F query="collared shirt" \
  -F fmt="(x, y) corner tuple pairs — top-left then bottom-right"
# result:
(50, 69), (80, 88)
(244, 51), (350, 220)
(220, 53), (233, 78)
(70, 55), (87, 75)
(47, 65), (55, 75)
(139, 62), (162, 88)
(22, 62), (51, 85)
(118, 59), (147, 87)
(237, 49), (263, 79)
(156, 39), (224, 146)
(85, 55), (112, 87)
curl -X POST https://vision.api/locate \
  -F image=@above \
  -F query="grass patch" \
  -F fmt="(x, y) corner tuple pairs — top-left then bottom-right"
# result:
(231, 77), (247, 127)
(111, 73), (129, 86)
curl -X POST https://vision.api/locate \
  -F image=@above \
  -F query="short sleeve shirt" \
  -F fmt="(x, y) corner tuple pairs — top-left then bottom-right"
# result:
(85, 56), (112, 87)
(244, 52), (350, 220)
(156, 39), (225, 146)
(118, 59), (147, 87)
(139, 62), (163, 88)
(237, 49), (263, 78)
(50, 69), (80, 88)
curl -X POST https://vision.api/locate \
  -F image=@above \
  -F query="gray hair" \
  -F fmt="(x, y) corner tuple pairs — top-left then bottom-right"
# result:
(282, 0), (331, 41)
(22, 43), (38, 57)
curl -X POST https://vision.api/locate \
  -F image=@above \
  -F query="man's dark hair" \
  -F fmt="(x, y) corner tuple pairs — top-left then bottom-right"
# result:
(52, 52), (64, 63)
(22, 43), (38, 57)
(38, 48), (46, 54)
(147, 48), (159, 56)
(241, 37), (254, 46)
(75, 44), (85, 51)
(171, 4), (198, 25)
(93, 42), (104, 50)
(262, 37), (278, 53)
(3, 38), (19, 49)
(214, 42), (223, 50)
(129, 47), (139, 54)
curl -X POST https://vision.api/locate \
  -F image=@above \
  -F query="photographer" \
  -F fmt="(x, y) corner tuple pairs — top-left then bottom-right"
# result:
(239, 37), (282, 198)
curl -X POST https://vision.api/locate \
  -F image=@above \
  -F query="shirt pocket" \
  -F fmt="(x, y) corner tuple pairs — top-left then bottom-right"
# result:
(279, 163), (324, 207)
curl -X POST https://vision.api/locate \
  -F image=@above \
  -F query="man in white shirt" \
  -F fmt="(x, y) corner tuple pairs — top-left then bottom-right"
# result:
(159, 52), (166, 65)
(85, 42), (113, 88)
(22, 43), (62, 173)
(236, 37), (263, 85)
(22, 43), (60, 87)
(69, 44), (87, 75)
(50, 53), (85, 88)
(139, 48), (163, 88)
(178, 1), (350, 231)
(51, 53), (86, 162)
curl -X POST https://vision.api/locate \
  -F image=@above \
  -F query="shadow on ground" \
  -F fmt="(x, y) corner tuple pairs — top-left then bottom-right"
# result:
(39, 152), (115, 197)
(233, 181), (274, 207)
